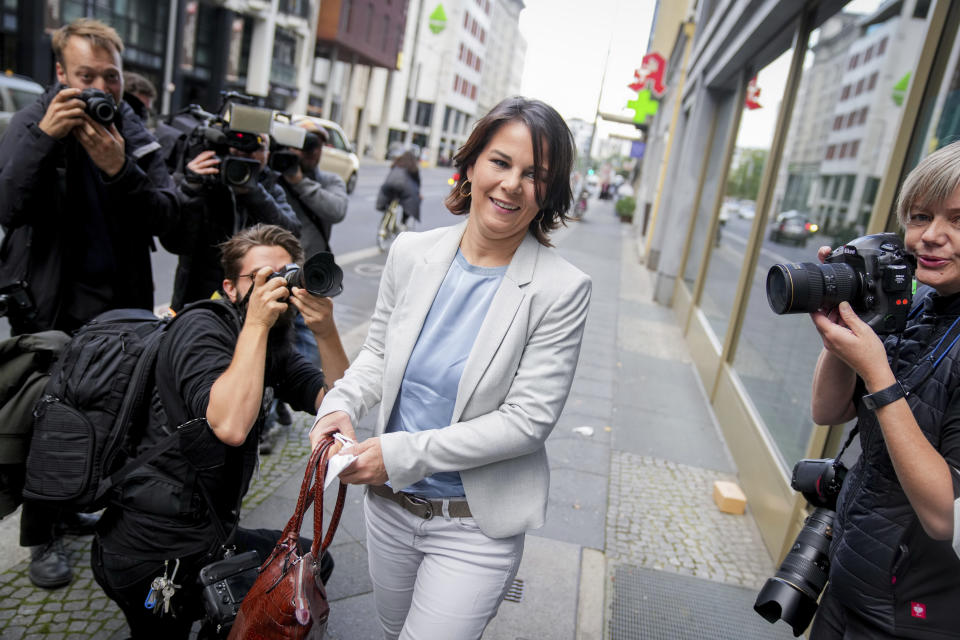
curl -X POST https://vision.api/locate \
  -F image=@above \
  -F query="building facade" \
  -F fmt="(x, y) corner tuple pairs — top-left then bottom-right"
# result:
(637, 0), (960, 562)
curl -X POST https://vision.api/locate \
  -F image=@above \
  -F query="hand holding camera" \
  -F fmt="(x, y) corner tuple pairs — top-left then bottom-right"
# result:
(244, 266), (291, 331)
(73, 114), (125, 177)
(38, 87), (85, 139)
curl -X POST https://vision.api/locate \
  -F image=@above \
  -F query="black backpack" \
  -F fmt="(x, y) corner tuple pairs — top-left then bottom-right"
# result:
(21, 299), (239, 511)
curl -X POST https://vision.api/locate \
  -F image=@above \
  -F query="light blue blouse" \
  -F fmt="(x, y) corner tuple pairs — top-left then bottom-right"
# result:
(385, 249), (507, 498)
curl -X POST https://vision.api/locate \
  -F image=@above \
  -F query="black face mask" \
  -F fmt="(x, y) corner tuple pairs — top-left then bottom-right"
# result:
(234, 282), (297, 350)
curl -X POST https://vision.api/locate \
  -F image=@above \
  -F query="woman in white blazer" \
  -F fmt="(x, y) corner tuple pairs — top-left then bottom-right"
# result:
(311, 97), (592, 640)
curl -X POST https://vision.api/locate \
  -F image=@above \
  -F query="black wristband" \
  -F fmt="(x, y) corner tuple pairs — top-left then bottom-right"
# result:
(862, 380), (906, 411)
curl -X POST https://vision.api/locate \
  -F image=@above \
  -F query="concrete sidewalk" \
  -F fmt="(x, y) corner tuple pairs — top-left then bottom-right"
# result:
(0, 198), (796, 639)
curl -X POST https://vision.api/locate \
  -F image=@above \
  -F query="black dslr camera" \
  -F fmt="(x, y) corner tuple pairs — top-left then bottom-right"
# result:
(268, 252), (344, 298)
(198, 550), (260, 633)
(267, 116), (310, 176)
(766, 232), (915, 334)
(79, 88), (118, 126)
(169, 93), (275, 189)
(754, 458), (847, 636)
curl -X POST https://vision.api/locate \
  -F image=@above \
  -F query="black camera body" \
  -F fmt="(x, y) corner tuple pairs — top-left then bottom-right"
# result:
(268, 252), (343, 298)
(0, 281), (37, 325)
(198, 550), (260, 632)
(766, 232), (915, 334)
(79, 88), (118, 126)
(755, 458), (848, 636)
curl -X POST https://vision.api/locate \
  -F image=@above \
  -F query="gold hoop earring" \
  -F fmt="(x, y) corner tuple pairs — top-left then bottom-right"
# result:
(459, 180), (472, 198)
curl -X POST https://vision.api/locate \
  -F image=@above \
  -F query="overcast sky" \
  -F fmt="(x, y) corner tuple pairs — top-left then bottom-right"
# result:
(518, 0), (656, 139)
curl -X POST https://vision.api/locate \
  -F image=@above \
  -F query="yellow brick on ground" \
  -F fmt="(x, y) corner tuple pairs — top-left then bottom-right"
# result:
(713, 480), (746, 515)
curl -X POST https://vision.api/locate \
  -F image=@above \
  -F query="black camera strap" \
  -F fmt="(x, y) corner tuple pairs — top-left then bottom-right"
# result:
(840, 313), (960, 461)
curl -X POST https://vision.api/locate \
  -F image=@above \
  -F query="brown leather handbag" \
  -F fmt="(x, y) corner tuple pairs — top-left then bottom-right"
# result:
(229, 437), (347, 639)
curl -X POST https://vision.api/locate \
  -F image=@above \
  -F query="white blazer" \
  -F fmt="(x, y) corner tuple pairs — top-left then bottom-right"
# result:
(318, 221), (592, 538)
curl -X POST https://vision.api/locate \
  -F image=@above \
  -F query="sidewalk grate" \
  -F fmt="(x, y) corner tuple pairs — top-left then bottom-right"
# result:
(609, 565), (796, 639)
(503, 578), (524, 603)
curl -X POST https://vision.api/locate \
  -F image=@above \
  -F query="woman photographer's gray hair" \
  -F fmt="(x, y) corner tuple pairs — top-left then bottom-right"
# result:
(897, 140), (960, 227)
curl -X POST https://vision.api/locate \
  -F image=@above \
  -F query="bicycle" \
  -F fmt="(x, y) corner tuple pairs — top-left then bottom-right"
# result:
(377, 199), (404, 252)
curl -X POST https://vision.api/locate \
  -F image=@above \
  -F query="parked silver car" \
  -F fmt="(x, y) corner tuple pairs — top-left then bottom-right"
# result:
(0, 73), (44, 140)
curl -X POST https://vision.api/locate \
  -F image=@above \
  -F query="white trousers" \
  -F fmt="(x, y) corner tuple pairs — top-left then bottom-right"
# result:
(363, 491), (525, 640)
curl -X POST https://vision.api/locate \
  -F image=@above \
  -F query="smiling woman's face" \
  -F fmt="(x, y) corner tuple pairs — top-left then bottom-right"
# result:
(905, 185), (960, 295)
(465, 120), (545, 247)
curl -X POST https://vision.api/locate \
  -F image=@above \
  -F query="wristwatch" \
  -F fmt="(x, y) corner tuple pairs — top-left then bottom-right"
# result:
(861, 380), (906, 411)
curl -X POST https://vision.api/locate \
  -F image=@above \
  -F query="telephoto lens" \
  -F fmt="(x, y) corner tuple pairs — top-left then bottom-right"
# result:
(766, 261), (860, 315)
(754, 507), (835, 636)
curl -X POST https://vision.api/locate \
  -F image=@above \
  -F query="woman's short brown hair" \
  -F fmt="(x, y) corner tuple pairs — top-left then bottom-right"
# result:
(219, 224), (304, 282)
(896, 140), (960, 227)
(52, 18), (124, 66)
(444, 97), (576, 246)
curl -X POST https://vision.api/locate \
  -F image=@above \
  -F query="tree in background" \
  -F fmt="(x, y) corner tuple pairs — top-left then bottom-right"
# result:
(726, 148), (768, 201)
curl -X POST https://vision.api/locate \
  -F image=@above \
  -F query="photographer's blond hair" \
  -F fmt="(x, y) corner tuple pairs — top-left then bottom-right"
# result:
(896, 140), (960, 227)
(51, 18), (124, 66)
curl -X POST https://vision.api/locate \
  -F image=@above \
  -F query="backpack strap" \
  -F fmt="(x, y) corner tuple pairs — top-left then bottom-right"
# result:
(95, 300), (242, 506)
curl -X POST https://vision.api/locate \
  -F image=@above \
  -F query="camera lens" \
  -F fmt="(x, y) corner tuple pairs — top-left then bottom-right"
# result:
(766, 262), (859, 315)
(301, 252), (343, 297)
(754, 507), (835, 636)
(223, 158), (254, 186)
(91, 100), (115, 124)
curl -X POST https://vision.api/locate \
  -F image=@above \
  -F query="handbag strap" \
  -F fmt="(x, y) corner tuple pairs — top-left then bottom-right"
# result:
(311, 441), (347, 558)
(281, 438), (335, 543)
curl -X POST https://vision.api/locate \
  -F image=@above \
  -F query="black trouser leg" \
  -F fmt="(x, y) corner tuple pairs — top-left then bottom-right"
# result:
(91, 536), (203, 640)
(19, 500), (60, 547)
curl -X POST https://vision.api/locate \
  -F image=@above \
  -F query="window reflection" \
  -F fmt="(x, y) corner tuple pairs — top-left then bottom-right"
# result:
(732, 0), (925, 467)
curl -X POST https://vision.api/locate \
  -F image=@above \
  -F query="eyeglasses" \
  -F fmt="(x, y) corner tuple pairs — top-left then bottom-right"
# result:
(237, 273), (259, 282)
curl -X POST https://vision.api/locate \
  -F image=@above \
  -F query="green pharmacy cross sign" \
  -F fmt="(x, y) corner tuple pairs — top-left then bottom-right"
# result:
(628, 90), (659, 125)
(429, 4), (447, 34)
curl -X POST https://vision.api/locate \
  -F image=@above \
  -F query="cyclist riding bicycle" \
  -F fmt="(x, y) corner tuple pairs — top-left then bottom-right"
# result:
(376, 150), (422, 227)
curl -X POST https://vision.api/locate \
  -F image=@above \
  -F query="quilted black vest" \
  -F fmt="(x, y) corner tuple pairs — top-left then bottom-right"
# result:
(829, 286), (960, 638)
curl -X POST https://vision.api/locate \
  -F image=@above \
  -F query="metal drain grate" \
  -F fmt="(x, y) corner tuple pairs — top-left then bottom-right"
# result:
(609, 565), (796, 639)
(503, 578), (524, 603)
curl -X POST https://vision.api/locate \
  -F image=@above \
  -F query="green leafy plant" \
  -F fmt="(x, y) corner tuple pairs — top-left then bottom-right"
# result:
(615, 196), (636, 220)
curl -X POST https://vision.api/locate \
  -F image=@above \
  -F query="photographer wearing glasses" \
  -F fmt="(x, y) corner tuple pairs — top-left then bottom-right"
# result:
(0, 18), (179, 590)
(91, 224), (347, 639)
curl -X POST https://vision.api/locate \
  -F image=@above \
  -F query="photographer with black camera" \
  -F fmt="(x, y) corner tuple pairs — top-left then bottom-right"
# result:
(161, 102), (300, 311)
(276, 119), (348, 257)
(0, 18), (178, 590)
(761, 142), (960, 638)
(91, 224), (348, 638)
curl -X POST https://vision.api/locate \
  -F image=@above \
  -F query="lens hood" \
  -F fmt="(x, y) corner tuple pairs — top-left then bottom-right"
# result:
(301, 252), (343, 297)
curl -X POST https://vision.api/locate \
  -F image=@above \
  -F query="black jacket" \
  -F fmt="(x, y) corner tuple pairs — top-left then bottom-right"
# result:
(0, 84), (179, 334)
(830, 286), (960, 638)
(161, 168), (300, 310)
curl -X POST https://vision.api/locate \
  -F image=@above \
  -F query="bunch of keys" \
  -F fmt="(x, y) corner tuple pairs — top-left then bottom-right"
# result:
(144, 558), (180, 615)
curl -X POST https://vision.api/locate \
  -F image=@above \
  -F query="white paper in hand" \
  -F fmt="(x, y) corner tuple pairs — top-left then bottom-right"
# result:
(324, 432), (358, 490)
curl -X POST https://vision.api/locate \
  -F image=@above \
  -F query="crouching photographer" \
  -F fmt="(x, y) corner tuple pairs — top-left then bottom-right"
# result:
(91, 224), (348, 639)
(756, 141), (960, 639)
(160, 97), (301, 311)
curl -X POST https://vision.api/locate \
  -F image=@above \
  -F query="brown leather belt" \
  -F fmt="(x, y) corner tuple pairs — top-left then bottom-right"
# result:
(369, 484), (472, 519)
